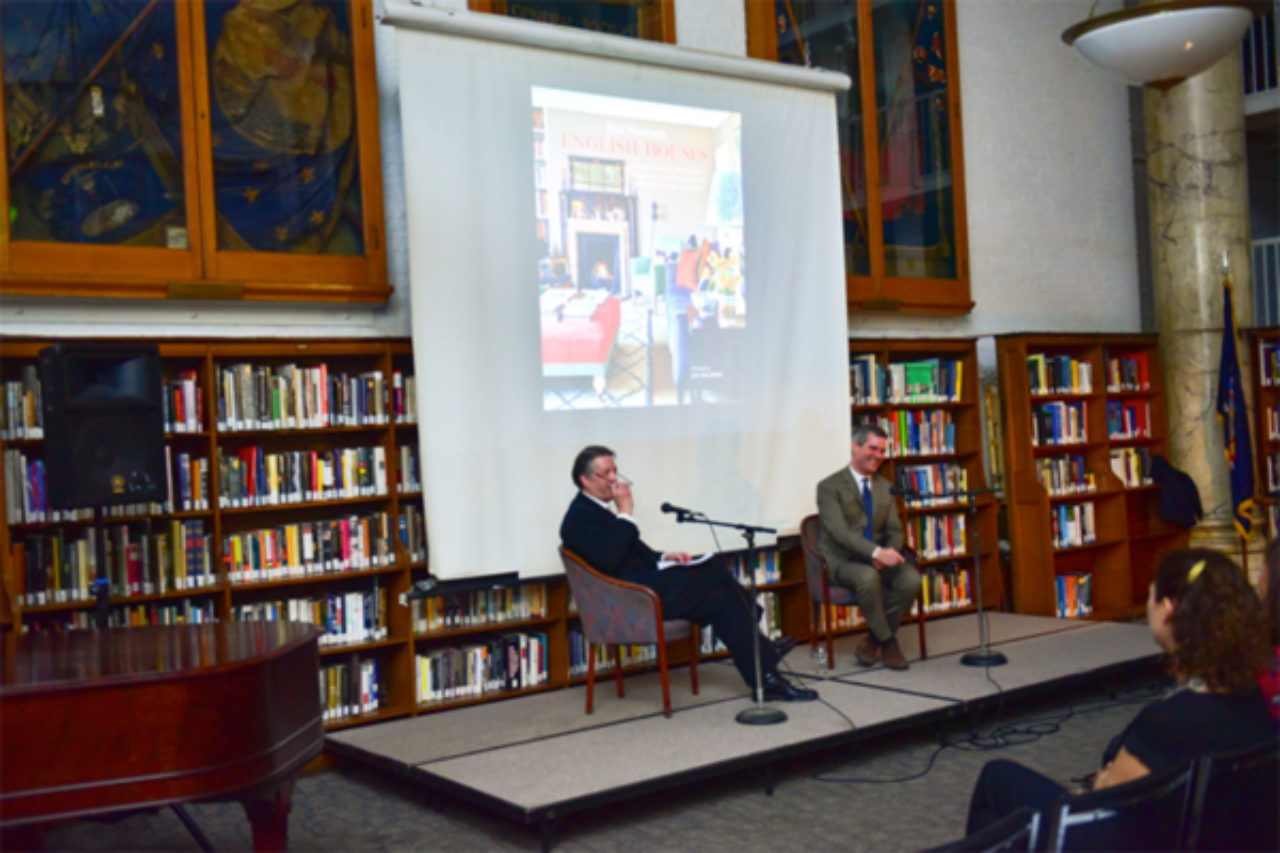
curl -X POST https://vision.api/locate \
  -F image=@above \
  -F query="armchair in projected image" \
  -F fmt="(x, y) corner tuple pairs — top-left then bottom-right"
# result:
(799, 514), (926, 670)
(540, 290), (621, 394)
(559, 548), (699, 718)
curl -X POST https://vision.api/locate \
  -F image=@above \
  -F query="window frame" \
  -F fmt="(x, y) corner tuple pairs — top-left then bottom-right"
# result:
(0, 0), (388, 303)
(746, 0), (971, 315)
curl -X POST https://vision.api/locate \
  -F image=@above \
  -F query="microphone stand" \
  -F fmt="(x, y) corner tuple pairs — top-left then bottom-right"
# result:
(672, 509), (786, 725)
(893, 485), (1006, 667)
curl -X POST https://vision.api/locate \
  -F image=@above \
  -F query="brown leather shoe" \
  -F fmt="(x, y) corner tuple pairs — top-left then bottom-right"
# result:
(855, 637), (879, 667)
(881, 638), (909, 671)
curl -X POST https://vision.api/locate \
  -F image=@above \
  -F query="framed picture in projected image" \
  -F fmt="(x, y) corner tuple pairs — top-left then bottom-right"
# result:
(532, 87), (747, 412)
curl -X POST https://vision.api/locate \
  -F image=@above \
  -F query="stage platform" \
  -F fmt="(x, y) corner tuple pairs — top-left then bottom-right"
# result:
(327, 613), (1161, 847)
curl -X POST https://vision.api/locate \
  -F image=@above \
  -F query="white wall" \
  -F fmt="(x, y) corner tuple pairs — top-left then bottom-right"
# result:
(0, 0), (1139, 349)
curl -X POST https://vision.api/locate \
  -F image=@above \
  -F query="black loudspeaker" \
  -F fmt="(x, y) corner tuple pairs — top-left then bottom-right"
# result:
(38, 343), (166, 509)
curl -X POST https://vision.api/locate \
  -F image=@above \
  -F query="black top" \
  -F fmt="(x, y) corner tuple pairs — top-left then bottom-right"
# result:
(1105, 688), (1274, 772)
(560, 492), (662, 587)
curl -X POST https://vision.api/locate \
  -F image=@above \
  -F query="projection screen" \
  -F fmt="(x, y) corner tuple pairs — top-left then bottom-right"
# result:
(387, 3), (852, 580)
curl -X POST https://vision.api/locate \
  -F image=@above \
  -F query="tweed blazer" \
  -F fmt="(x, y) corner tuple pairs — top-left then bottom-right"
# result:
(815, 466), (904, 565)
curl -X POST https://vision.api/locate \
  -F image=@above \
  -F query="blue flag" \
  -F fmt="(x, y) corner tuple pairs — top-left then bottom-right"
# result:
(1216, 276), (1255, 537)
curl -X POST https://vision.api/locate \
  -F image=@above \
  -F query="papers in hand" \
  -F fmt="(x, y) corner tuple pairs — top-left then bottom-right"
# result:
(657, 553), (715, 571)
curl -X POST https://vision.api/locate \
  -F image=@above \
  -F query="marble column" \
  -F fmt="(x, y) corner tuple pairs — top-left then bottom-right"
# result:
(1146, 43), (1255, 556)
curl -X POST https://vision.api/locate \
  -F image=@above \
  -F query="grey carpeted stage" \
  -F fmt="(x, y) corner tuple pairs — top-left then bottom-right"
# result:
(327, 613), (1160, 844)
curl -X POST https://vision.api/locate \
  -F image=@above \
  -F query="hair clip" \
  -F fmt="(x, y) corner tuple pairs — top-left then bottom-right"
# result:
(1187, 559), (1206, 583)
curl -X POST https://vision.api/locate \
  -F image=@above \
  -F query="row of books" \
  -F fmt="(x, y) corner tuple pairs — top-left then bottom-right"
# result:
(920, 563), (973, 613)
(1027, 353), (1093, 396)
(1106, 400), (1151, 440)
(397, 444), (421, 493)
(17, 520), (214, 606)
(321, 655), (380, 721)
(18, 601), (217, 632)
(1036, 454), (1096, 497)
(1267, 406), (1279, 441)
(849, 355), (963, 405)
(1110, 447), (1154, 488)
(1031, 400), (1089, 447)
(4, 447), (190, 524)
(1056, 572), (1094, 619)
(1259, 340), (1280, 387)
(1268, 453), (1280, 494)
(222, 511), (401, 583)
(409, 583), (549, 634)
(233, 588), (389, 648)
(725, 550), (781, 586)
(1, 365), (42, 440)
(895, 462), (970, 506)
(1106, 353), (1151, 393)
(855, 409), (956, 457)
(416, 632), (548, 703)
(215, 363), (418, 431)
(904, 513), (968, 561)
(216, 445), (388, 508)
(1052, 502), (1098, 550)
(567, 631), (657, 677)
(163, 370), (203, 433)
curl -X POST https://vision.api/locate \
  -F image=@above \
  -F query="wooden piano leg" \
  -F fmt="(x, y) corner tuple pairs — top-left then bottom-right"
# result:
(241, 781), (294, 853)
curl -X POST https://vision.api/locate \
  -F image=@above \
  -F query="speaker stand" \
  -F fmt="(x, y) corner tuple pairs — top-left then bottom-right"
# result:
(93, 506), (111, 630)
(958, 495), (1006, 667)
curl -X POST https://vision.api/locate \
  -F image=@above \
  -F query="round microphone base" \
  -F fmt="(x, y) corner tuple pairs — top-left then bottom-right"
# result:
(736, 704), (788, 726)
(961, 649), (1009, 667)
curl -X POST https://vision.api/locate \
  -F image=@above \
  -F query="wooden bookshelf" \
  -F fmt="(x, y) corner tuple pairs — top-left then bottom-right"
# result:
(996, 334), (1188, 621)
(844, 337), (999, 632)
(0, 339), (821, 728)
(0, 337), (418, 729)
(1248, 327), (1280, 539)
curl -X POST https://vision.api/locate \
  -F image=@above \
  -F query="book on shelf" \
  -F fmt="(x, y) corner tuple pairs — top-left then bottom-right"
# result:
(1106, 400), (1151, 440)
(920, 563), (972, 613)
(1031, 401), (1089, 446)
(1051, 502), (1097, 549)
(321, 655), (380, 721)
(567, 630), (658, 676)
(235, 587), (388, 647)
(1036, 454), (1096, 496)
(896, 461), (969, 506)
(1027, 354), (1092, 395)
(412, 583), (548, 634)
(850, 352), (885, 405)
(1110, 447), (1153, 487)
(1259, 339), (1280, 387)
(1, 364), (44, 440)
(1106, 353), (1150, 392)
(904, 513), (968, 560)
(416, 632), (548, 703)
(1055, 572), (1093, 618)
(886, 358), (963, 404)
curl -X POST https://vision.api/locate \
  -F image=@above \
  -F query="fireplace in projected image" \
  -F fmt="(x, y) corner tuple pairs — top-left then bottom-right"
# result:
(567, 219), (631, 297)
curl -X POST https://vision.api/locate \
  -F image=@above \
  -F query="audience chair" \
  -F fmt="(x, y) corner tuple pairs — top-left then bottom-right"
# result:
(921, 806), (1040, 853)
(1043, 759), (1196, 851)
(1184, 734), (1279, 851)
(799, 514), (926, 669)
(558, 548), (698, 718)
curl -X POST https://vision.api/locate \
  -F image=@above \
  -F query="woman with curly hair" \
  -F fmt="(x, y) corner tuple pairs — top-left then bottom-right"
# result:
(965, 547), (1273, 834)
(1259, 538), (1280, 719)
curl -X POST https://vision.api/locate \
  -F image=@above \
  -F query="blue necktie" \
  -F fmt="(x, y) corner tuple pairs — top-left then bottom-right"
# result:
(861, 477), (874, 541)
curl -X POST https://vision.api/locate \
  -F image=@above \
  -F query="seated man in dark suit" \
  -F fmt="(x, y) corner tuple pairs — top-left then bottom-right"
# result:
(560, 445), (817, 702)
(816, 424), (921, 671)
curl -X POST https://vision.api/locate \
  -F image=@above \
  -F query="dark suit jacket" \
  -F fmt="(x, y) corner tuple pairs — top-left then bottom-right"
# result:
(815, 466), (903, 565)
(560, 492), (663, 587)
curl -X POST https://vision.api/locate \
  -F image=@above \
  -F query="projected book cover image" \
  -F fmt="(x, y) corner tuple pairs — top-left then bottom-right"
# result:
(532, 87), (746, 411)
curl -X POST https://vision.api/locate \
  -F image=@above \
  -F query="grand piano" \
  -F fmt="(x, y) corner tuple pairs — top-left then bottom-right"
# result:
(0, 621), (324, 851)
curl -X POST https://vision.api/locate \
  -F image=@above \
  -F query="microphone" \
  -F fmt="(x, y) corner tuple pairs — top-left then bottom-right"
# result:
(660, 502), (702, 519)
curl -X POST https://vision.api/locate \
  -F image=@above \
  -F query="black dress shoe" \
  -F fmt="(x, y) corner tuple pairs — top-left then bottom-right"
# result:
(761, 672), (819, 702)
(772, 635), (797, 659)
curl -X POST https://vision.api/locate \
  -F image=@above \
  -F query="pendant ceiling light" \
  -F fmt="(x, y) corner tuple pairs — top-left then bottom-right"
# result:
(1062, 1), (1259, 90)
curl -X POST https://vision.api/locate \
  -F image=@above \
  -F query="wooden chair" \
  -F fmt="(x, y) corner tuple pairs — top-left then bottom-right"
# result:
(921, 806), (1040, 853)
(1043, 759), (1196, 851)
(1184, 735), (1279, 851)
(799, 514), (926, 669)
(558, 548), (698, 718)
